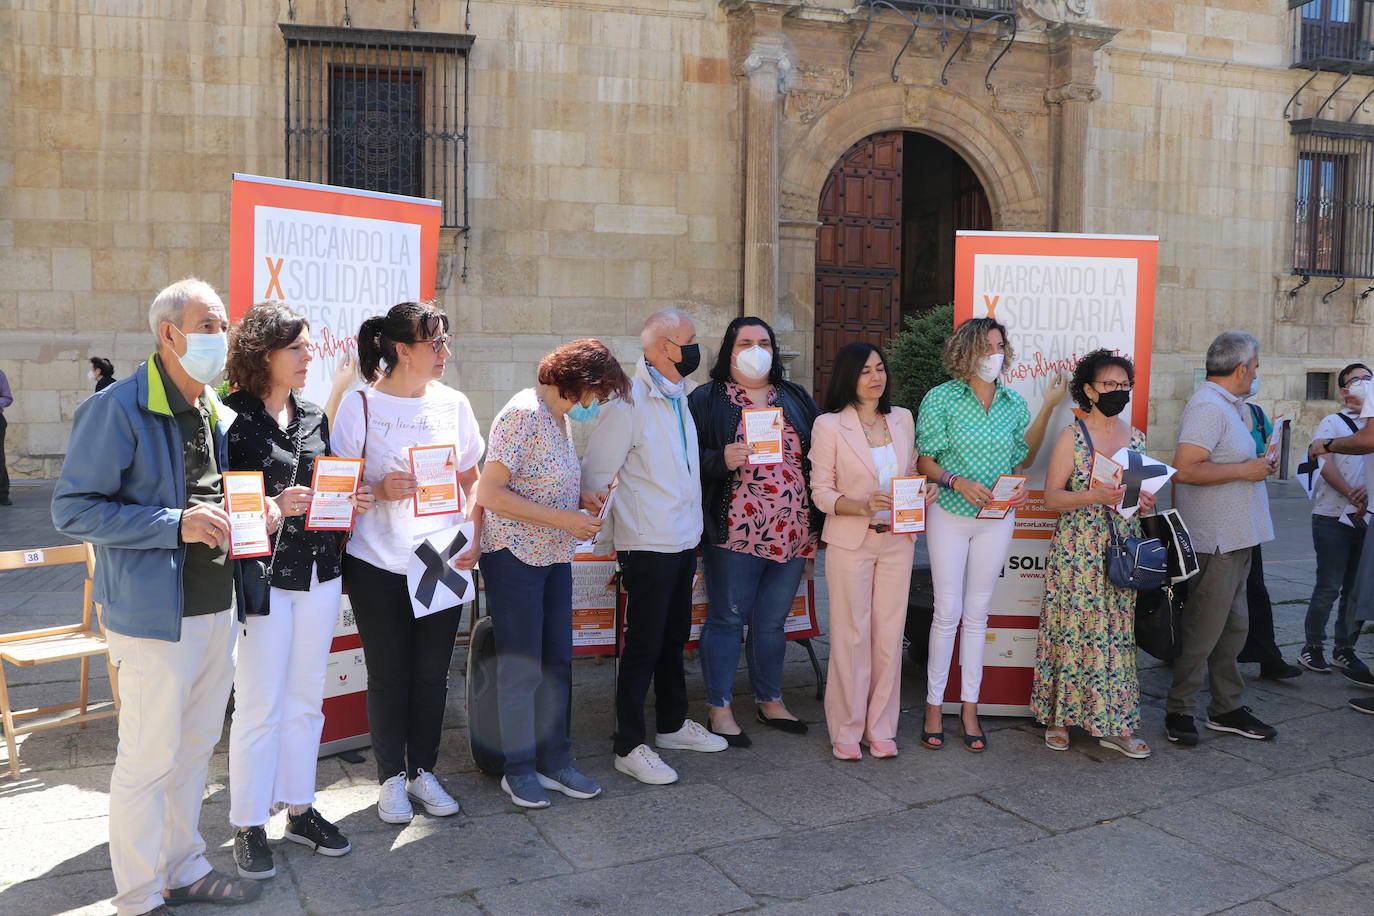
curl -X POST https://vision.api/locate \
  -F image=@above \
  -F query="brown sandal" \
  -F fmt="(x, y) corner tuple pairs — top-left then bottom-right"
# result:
(165, 869), (263, 906)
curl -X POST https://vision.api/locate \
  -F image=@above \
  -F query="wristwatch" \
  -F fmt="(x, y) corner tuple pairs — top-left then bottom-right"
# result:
(1325, 437), (1335, 454)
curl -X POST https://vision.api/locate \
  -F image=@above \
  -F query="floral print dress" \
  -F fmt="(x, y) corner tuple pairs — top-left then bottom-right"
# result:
(1030, 422), (1146, 737)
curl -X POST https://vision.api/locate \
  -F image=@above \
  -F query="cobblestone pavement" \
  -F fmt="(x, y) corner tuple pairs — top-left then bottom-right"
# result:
(1, 480), (1371, 915)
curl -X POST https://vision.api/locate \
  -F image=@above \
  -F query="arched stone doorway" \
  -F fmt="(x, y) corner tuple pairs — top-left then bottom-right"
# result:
(812, 130), (992, 397)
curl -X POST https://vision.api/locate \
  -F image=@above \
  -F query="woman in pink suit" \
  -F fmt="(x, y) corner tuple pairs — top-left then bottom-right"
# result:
(810, 342), (935, 760)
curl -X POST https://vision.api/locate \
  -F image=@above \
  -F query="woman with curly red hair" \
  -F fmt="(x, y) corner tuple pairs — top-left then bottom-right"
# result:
(474, 339), (632, 808)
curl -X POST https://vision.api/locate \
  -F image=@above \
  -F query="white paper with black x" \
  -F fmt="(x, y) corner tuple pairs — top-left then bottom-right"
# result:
(405, 521), (476, 619)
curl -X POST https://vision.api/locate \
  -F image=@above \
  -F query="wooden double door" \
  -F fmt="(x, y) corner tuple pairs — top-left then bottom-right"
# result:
(812, 130), (992, 399)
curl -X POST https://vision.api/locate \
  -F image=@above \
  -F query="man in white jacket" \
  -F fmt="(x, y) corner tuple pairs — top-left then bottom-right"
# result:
(582, 308), (727, 785)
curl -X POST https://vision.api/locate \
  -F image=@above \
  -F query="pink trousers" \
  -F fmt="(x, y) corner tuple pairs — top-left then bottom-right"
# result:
(823, 529), (916, 745)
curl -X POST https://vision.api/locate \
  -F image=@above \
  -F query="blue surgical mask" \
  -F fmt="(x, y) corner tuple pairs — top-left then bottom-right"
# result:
(568, 400), (600, 423)
(169, 325), (227, 384)
(1246, 373), (1260, 400)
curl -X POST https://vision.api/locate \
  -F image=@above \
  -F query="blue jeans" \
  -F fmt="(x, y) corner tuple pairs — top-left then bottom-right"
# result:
(480, 549), (573, 777)
(1305, 515), (1365, 649)
(700, 545), (807, 708)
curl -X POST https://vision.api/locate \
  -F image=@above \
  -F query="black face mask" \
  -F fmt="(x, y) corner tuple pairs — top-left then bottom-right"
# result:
(671, 342), (701, 377)
(1094, 390), (1130, 417)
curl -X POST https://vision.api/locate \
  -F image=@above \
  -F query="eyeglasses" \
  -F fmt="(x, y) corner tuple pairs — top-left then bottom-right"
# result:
(420, 335), (450, 354)
(1342, 377), (1372, 390)
(1092, 380), (1132, 392)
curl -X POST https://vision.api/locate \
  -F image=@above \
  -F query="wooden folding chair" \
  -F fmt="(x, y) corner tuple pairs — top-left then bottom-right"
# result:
(0, 543), (119, 778)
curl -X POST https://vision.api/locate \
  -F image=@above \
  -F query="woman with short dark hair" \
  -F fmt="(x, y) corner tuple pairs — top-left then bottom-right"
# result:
(89, 357), (116, 392)
(1032, 348), (1154, 757)
(810, 342), (933, 760)
(330, 301), (484, 825)
(474, 339), (632, 808)
(223, 302), (376, 879)
(687, 317), (821, 746)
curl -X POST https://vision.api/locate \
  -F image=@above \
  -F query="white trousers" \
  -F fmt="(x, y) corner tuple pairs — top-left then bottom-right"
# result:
(105, 610), (236, 916)
(925, 504), (1017, 705)
(228, 566), (342, 827)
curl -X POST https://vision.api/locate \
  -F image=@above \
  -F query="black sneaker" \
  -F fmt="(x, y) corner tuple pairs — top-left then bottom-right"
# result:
(1331, 646), (1361, 671)
(1165, 713), (1198, 746)
(1206, 706), (1277, 740)
(1342, 663), (1374, 688)
(284, 807), (352, 857)
(1298, 645), (1330, 673)
(1350, 696), (1374, 715)
(233, 826), (276, 879)
(1258, 660), (1303, 681)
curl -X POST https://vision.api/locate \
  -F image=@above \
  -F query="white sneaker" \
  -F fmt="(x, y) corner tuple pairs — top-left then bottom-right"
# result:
(614, 744), (679, 785)
(377, 772), (414, 824)
(406, 768), (461, 817)
(655, 719), (728, 753)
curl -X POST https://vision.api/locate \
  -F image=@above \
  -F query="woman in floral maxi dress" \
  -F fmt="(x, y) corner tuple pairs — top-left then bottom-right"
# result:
(1031, 349), (1156, 759)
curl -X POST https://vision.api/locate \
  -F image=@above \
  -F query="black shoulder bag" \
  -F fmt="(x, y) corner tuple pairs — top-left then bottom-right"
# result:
(1076, 419), (1169, 591)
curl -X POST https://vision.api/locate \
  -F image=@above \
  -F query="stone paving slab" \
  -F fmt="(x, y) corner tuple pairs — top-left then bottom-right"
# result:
(1209, 768), (1374, 861)
(753, 876), (956, 914)
(1264, 862), (1374, 913)
(907, 817), (1280, 916)
(472, 855), (754, 916)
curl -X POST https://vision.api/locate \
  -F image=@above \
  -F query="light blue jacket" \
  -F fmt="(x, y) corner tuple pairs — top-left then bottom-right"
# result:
(52, 356), (243, 641)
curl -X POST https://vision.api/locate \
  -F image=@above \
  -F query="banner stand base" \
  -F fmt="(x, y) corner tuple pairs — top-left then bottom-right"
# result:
(941, 702), (1031, 718)
(319, 735), (370, 759)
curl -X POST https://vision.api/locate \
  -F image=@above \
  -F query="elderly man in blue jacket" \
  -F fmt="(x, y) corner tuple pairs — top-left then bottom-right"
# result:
(53, 278), (259, 915)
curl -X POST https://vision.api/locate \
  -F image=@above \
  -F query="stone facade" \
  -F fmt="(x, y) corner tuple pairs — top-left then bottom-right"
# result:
(0, 0), (1368, 474)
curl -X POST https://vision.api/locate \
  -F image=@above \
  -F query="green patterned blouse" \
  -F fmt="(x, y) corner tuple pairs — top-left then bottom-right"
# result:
(916, 379), (1031, 517)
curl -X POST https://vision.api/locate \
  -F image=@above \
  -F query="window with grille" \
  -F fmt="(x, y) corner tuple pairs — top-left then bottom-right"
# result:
(1293, 0), (1374, 72)
(1291, 120), (1374, 277)
(282, 25), (472, 229)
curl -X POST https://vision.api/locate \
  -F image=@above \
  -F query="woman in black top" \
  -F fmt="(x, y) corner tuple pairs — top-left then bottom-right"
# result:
(222, 303), (374, 881)
(687, 317), (822, 745)
(90, 357), (115, 391)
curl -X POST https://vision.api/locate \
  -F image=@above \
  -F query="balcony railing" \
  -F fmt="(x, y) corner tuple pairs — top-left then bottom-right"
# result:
(868, 0), (1016, 17)
(1292, 0), (1374, 74)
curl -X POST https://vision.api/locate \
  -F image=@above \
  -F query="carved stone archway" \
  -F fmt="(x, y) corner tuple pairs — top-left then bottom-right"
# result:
(776, 82), (1050, 386)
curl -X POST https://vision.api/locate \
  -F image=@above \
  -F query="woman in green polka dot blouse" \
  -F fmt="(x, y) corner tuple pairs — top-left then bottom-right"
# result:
(915, 317), (1066, 751)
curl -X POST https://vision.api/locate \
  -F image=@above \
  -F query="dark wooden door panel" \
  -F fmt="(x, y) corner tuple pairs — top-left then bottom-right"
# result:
(814, 130), (904, 398)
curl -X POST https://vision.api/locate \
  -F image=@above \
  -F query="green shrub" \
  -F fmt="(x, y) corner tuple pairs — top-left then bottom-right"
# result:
(888, 303), (953, 412)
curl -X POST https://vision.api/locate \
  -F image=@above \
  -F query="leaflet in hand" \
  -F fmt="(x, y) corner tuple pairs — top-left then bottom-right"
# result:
(406, 522), (476, 618)
(223, 471), (271, 558)
(305, 457), (363, 531)
(891, 476), (926, 534)
(1296, 452), (1322, 500)
(409, 444), (460, 517)
(1090, 451), (1124, 490)
(976, 475), (1027, 520)
(1108, 447), (1175, 519)
(597, 473), (620, 521)
(743, 408), (784, 465)
(1264, 417), (1288, 462)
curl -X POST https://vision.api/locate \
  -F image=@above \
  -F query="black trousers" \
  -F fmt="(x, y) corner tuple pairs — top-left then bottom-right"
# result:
(614, 549), (695, 756)
(343, 554), (462, 782)
(1238, 543), (1281, 665)
(0, 414), (9, 499)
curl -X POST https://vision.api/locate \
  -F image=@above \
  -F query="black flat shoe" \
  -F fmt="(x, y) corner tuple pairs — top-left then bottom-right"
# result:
(709, 725), (752, 748)
(755, 709), (808, 735)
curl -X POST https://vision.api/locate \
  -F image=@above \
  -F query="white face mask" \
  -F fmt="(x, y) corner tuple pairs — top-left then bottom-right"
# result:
(87, 370), (97, 382)
(1346, 377), (1371, 402)
(733, 345), (772, 380)
(975, 352), (1004, 383)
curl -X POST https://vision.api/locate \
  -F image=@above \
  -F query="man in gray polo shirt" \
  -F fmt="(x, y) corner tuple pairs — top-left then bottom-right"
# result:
(1167, 331), (1278, 745)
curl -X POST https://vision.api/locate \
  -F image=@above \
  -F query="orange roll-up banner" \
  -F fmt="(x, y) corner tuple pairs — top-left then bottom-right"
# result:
(948, 231), (1158, 715)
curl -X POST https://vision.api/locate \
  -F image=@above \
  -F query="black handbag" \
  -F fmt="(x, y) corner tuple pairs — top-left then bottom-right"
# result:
(1139, 509), (1200, 585)
(1136, 578), (1187, 661)
(241, 425), (304, 617)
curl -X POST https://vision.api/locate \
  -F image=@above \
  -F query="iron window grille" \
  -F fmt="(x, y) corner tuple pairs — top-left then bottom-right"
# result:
(1291, 120), (1374, 278)
(282, 24), (472, 230)
(1291, 0), (1374, 74)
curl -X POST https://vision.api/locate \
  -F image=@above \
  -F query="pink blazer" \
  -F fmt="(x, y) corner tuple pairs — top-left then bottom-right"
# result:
(809, 405), (919, 551)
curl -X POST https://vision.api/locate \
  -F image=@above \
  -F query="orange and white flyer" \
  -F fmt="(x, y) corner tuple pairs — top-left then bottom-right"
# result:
(1090, 451), (1123, 490)
(597, 473), (620, 521)
(305, 456), (363, 531)
(224, 471), (271, 558)
(409, 444), (460, 517)
(891, 475), (927, 534)
(743, 407), (784, 465)
(976, 475), (1028, 520)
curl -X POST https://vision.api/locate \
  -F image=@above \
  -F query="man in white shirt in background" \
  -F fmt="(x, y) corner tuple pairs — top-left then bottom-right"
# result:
(581, 308), (727, 786)
(1301, 363), (1371, 677)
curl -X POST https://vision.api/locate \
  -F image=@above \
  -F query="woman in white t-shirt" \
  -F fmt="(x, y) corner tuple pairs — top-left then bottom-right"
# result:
(330, 302), (484, 826)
